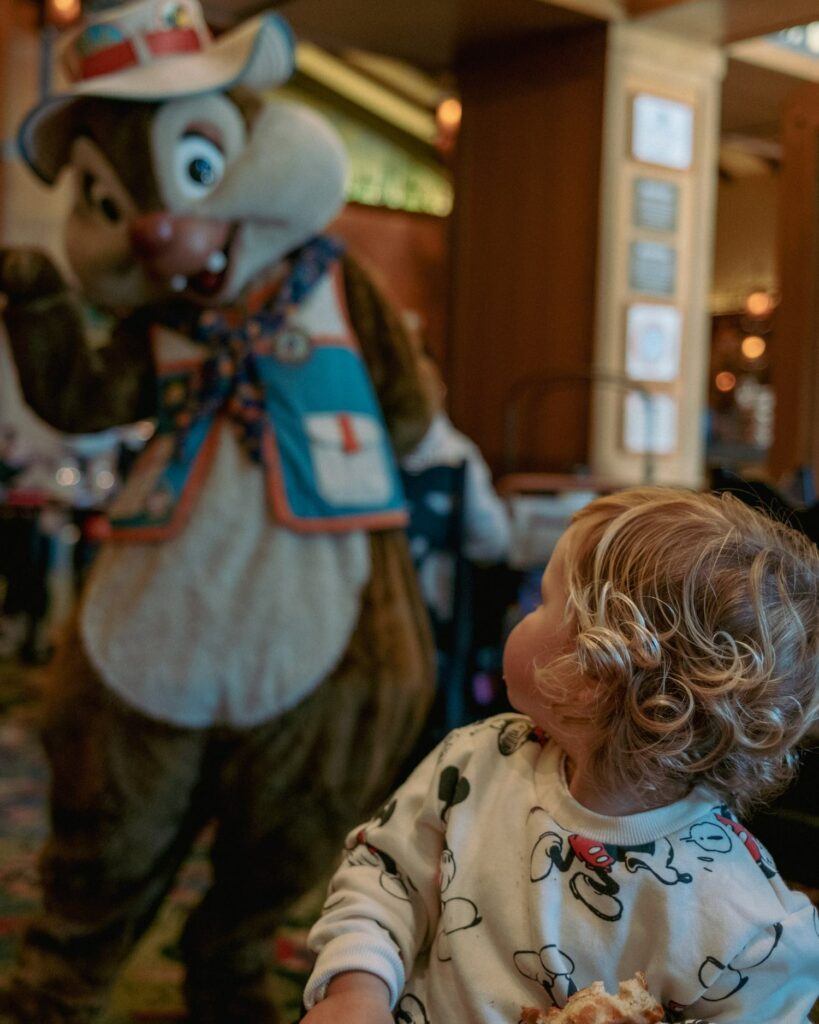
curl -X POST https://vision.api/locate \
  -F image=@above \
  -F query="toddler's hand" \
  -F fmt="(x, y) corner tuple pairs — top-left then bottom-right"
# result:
(301, 971), (394, 1024)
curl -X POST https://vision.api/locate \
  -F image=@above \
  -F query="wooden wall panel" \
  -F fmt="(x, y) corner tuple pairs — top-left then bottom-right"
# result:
(770, 83), (819, 483)
(626, 0), (688, 14)
(447, 25), (608, 474)
(330, 201), (449, 361)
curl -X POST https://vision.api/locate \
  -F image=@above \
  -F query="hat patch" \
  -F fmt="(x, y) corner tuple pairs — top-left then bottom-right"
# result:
(63, 0), (210, 83)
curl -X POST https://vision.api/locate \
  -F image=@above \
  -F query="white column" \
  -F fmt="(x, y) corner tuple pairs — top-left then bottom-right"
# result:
(590, 24), (725, 487)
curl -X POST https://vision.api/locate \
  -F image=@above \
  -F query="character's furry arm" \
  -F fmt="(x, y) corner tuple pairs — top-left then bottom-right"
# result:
(0, 248), (155, 433)
(341, 253), (433, 458)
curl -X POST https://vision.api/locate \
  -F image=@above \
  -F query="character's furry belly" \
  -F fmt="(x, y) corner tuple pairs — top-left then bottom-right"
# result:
(81, 430), (370, 727)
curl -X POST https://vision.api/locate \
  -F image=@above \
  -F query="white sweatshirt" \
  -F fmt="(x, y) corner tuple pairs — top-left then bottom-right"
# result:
(304, 714), (819, 1024)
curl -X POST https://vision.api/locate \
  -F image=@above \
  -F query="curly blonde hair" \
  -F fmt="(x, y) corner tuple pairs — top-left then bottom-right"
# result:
(559, 486), (819, 815)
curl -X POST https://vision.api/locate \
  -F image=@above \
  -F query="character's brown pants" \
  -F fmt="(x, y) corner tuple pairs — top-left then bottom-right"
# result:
(6, 534), (434, 1023)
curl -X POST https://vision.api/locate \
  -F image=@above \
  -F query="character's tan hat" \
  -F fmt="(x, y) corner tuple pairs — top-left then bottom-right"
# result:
(19, 0), (296, 183)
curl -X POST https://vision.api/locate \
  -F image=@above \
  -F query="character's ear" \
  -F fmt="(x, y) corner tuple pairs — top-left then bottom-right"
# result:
(21, 97), (80, 184)
(21, 97), (158, 196)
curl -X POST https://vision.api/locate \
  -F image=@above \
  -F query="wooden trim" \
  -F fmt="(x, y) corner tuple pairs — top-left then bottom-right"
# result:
(628, 0), (819, 45)
(626, 0), (689, 14)
(770, 82), (819, 481)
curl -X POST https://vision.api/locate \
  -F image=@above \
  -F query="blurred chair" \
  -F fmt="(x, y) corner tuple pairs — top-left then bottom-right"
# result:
(502, 369), (656, 481)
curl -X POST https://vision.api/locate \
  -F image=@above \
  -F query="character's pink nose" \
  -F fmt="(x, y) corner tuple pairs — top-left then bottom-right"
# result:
(129, 212), (231, 280)
(129, 212), (175, 257)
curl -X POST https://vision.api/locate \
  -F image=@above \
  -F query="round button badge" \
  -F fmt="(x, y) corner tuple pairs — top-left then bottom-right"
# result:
(272, 327), (312, 363)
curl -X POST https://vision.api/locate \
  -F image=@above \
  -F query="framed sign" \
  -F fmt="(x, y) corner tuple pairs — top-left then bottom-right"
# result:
(628, 240), (677, 296)
(625, 303), (681, 382)
(623, 390), (677, 454)
(632, 177), (679, 232)
(631, 93), (694, 170)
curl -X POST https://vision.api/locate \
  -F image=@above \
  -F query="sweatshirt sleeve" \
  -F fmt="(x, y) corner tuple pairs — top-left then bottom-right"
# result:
(461, 443), (510, 564)
(303, 742), (449, 1009)
(686, 899), (819, 1023)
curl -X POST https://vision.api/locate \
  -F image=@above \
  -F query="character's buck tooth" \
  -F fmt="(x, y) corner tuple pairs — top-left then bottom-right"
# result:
(170, 274), (188, 291)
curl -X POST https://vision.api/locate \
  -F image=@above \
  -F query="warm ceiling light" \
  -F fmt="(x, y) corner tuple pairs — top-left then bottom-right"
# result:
(47, 0), (81, 25)
(744, 290), (775, 317)
(715, 371), (737, 392)
(741, 335), (766, 360)
(436, 97), (462, 131)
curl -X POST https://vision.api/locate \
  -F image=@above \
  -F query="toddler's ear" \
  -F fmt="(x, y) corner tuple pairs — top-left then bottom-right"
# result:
(571, 677), (606, 714)
(544, 673), (604, 725)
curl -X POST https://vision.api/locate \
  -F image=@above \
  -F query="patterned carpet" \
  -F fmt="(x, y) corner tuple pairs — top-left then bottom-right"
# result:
(0, 661), (320, 1024)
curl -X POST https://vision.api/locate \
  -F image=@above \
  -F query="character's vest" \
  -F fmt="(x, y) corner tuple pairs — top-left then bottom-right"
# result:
(107, 261), (407, 541)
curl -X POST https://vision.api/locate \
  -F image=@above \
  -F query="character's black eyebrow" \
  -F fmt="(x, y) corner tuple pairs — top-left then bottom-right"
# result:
(182, 124), (224, 152)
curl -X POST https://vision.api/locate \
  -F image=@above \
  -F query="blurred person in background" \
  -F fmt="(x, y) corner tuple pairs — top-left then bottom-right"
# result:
(400, 311), (510, 578)
(399, 312), (510, 751)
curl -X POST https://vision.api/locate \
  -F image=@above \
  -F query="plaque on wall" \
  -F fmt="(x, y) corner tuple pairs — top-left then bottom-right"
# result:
(628, 240), (677, 296)
(623, 390), (677, 454)
(625, 303), (681, 382)
(631, 93), (694, 170)
(632, 177), (679, 232)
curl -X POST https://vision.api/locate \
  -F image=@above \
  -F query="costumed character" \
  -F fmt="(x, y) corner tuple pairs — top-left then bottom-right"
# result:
(0, 3), (435, 1022)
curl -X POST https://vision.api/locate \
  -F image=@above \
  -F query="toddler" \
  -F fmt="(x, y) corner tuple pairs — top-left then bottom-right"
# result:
(301, 487), (819, 1023)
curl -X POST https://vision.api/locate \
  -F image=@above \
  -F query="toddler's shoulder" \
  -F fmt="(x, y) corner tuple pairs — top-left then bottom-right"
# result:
(671, 802), (812, 920)
(437, 713), (549, 764)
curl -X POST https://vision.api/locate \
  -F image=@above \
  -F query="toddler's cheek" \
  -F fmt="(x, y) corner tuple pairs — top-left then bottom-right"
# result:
(501, 629), (520, 687)
(502, 639), (533, 704)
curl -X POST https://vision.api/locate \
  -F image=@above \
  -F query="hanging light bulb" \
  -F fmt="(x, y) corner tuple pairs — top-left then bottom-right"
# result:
(715, 371), (737, 393)
(46, 0), (82, 26)
(744, 290), (775, 318)
(741, 335), (766, 360)
(435, 96), (462, 159)
(437, 97), (462, 131)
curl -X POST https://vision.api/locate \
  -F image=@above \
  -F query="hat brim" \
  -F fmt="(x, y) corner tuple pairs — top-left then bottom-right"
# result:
(19, 12), (295, 184)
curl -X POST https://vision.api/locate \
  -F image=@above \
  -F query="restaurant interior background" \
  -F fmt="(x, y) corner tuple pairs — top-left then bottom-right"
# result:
(0, 4), (818, 1010)
(4, 0), (818, 491)
(4, 0), (819, 664)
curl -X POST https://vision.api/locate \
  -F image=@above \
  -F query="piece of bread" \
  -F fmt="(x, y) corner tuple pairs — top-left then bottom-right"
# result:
(520, 971), (665, 1024)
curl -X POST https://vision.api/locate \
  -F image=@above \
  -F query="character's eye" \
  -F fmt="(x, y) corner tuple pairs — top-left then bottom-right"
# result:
(174, 133), (225, 200)
(81, 170), (122, 224)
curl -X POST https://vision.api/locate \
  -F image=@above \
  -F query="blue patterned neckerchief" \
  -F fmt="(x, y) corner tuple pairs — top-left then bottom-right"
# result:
(172, 235), (344, 464)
